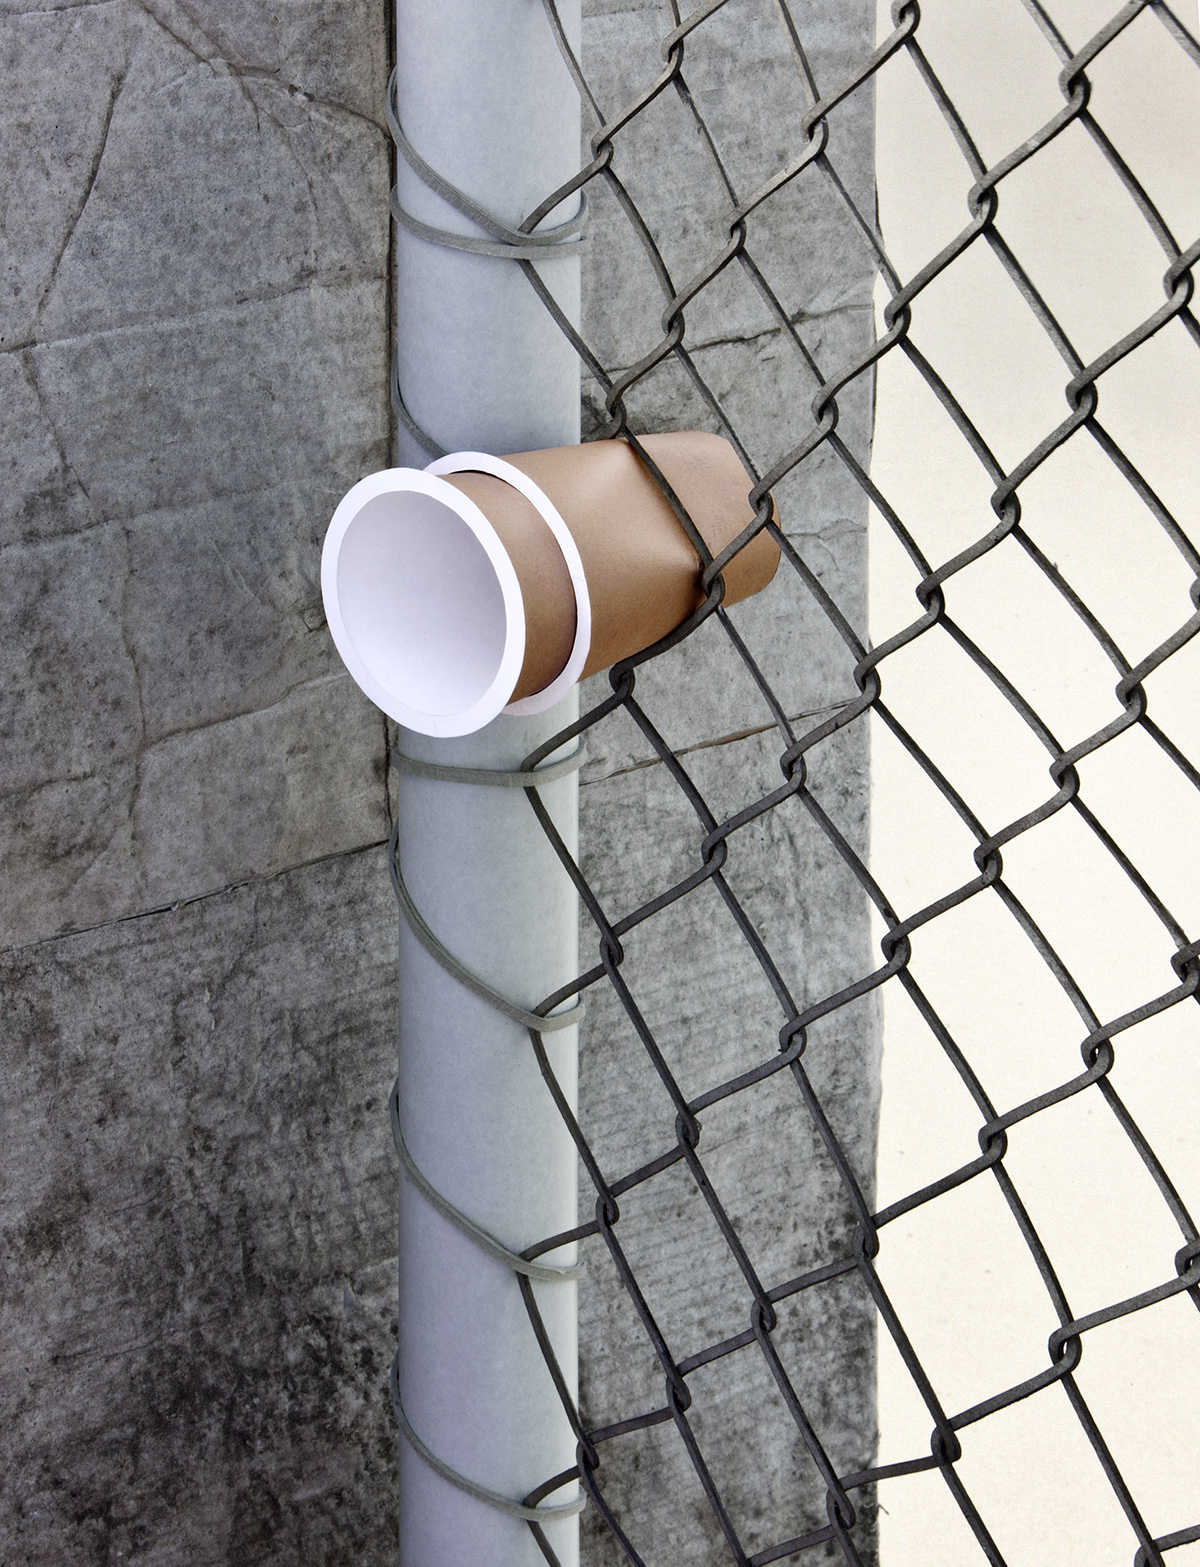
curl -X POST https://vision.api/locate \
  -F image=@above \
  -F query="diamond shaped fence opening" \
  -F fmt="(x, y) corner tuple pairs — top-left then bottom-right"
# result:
(388, 3), (1200, 1562)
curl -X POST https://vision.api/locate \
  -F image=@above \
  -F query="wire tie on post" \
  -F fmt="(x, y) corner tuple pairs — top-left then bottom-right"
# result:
(389, 185), (588, 261)
(385, 65), (587, 458)
(391, 351), (446, 459)
(389, 742), (586, 1520)
(390, 1078), (581, 1283)
(386, 67), (587, 262)
(391, 1353), (586, 1523)
(390, 840), (583, 1033)
(389, 745), (586, 1032)
(392, 743), (587, 788)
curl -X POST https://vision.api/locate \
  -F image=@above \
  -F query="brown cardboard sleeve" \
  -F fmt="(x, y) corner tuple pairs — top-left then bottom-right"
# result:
(446, 432), (780, 700)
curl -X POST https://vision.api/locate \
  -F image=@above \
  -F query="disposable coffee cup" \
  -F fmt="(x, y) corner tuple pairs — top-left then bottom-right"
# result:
(321, 432), (779, 737)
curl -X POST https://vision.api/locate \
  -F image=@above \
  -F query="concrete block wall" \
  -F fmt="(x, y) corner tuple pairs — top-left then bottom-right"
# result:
(1, 4), (399, 1561)
(1, 2), (878, 1562)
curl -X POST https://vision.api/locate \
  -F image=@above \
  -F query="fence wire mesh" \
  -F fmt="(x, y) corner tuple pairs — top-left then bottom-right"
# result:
(388, 2), (1200, 1562)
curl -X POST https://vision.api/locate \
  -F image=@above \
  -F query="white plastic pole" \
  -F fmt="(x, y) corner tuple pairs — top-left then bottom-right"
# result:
(391, 3), (583, 1564)
(393, 0), (582, 466)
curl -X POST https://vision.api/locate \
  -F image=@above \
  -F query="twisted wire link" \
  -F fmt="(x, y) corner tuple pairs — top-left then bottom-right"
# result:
(389, 2), (1200, 1562)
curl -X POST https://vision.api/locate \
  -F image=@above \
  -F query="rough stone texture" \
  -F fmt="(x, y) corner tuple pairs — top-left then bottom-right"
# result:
(0, 0), (392, 948)
(574, 2), (880, 1560)
(0, 850), (399, 1567)
(1, 2), (399, 1562)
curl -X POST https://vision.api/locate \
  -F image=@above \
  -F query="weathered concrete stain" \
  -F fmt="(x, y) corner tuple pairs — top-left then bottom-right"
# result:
(1, 851), (399, 1566)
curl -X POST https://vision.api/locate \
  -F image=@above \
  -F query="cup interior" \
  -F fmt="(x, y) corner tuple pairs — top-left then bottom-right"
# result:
(335, 488), (509, 718)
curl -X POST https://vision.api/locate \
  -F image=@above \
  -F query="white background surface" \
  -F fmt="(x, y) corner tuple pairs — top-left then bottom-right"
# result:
(872, 3), (1200, 1561)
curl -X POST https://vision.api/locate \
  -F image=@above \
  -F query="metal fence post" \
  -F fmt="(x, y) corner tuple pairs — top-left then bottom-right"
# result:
(389, 2), (584, 1564)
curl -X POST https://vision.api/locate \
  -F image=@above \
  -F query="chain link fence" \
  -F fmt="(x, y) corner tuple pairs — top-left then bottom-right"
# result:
(387, 2), (1200, 1561)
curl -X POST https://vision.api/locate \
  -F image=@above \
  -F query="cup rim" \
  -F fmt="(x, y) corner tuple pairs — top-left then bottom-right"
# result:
(321, 466), (527, 736)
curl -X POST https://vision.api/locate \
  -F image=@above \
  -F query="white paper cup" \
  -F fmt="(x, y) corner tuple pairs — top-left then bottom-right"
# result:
(321, 457), (591, 737)
(323, 434), (778, 737)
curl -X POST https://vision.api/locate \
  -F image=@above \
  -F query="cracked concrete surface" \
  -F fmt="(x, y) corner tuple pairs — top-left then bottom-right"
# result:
(0, 0), (391, 948)
(1, 849), (399, 1566)
(1, 1), (398, 1561)
(2, 0), (877, 1561)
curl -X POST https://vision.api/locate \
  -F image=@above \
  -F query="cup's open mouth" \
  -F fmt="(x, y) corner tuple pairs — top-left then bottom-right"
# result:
(320, 460), (590, 737)
(322, 469), (524, 736)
